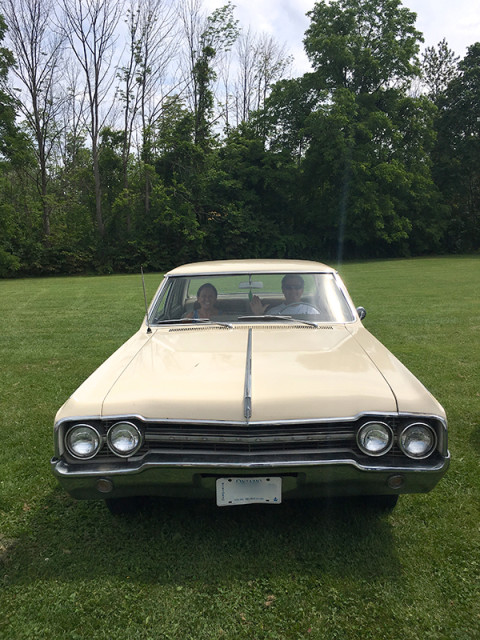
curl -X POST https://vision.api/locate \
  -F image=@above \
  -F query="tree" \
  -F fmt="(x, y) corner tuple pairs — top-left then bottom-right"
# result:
(229, 29), (292, 129)
(61, 0), (123, 238)
(434, 43), (480, 251)
(0, 14), (23, 274)
(2, 0), (65, 238)
(421, 39), (459, 102)
(261, 73), (325, 165)
(287, 0), (440, 258)
(304, 0), (422, 94)
(0, 13), (16, 160)
(179, 0), (239, 147)
(117, 0), (179, 219)
(231, 28), (257, 126)
(194, 117), (309, 261)
(253, 34), (292, 115)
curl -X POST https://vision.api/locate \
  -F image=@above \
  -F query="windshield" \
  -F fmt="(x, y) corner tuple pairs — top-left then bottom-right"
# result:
(149, 272), (355, 324)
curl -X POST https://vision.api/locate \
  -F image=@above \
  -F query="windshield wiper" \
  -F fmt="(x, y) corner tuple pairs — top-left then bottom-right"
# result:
(153, 318), (191, 325)
(194, 319), (233, 328)
(237, 315), (318, 327)
(153, 318), (233, 328)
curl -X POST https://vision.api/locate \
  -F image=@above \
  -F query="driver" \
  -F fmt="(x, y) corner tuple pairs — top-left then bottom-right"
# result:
(250, 275), (317, 315)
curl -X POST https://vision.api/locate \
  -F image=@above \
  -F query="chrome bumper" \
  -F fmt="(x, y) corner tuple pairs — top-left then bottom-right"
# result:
(51, 453), (450, 501)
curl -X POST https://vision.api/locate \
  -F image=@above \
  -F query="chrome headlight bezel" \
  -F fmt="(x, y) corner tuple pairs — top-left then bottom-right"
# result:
(107, 421), (143, 458)
(357, 421), (394, 457)
(65, 424), (102, 460)
(399, 422), (437, 459)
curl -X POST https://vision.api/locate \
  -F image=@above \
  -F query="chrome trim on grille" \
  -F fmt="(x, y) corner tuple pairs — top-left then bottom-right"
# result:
(145, 431), (354, 445)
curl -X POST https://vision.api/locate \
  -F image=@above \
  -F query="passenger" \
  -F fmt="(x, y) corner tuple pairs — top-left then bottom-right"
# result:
(250, 275), (317, 315)
(184, 283), (221, 319)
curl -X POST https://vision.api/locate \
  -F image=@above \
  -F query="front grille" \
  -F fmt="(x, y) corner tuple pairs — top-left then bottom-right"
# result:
(93, 418), (395, 461)
(142, 423), (356, 455)
(61, 416), (443, 467)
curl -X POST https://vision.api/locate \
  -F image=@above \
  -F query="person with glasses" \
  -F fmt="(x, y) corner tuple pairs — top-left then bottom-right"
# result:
(250, 275), (319, 315)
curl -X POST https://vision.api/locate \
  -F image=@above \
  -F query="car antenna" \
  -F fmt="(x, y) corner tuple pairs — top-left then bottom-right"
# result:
(141, 266), (152, 334)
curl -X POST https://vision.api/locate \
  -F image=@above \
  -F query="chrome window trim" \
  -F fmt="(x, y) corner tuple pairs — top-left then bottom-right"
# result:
(147, 271), (359, 327)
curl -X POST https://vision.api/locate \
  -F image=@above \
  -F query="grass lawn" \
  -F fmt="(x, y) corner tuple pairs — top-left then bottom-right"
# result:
(0, 256), (479, 640)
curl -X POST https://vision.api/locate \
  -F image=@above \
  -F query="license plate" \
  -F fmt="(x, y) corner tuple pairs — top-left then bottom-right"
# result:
(216, 477), (282, 506)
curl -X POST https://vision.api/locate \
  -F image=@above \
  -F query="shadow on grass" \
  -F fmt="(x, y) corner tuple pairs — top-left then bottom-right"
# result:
(2, 489), (401, 587)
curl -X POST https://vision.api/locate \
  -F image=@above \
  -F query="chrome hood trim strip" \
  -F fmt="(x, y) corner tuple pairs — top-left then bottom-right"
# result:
(244, 328), (252, 420)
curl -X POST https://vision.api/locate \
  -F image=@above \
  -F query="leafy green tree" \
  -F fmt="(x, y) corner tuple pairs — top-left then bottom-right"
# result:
(143, 97), (206, 265)
(279, 0), (442, 258)
(0, 0), (469, 276)
(46, 135), (96, 273)
(262, 74), (326, 163)
(434, 43), (480, 251)
(206, 124), (306, 259)
(0, 14), (17, 160)
(304, 0), (422, 94)
(0, 13), (37, 276)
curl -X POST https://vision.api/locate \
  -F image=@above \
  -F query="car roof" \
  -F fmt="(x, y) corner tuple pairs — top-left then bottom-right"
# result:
(166, 259), (336, 277)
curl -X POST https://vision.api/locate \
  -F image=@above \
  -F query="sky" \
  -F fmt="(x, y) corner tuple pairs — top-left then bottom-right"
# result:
(204, 0), (480, 75)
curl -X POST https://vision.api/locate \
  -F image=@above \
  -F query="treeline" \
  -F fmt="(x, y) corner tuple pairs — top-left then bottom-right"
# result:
(0, 0), (479, 277)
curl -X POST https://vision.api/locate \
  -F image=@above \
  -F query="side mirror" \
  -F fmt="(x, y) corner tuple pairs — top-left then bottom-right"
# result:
(356, 306), (366, 320)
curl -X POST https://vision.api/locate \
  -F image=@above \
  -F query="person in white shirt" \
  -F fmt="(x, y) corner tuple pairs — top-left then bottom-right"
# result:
(250, 275), (318, 315)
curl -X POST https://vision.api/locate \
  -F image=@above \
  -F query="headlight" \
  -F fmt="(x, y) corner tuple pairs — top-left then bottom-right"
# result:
(399, 423), (436, 459)
(107, 421), (142, 457)
(66, 424), (101, 459)
(357, 421), (393, 456)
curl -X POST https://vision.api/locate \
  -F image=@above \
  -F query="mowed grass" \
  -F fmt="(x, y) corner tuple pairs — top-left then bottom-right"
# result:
(0, 257), (479, 640)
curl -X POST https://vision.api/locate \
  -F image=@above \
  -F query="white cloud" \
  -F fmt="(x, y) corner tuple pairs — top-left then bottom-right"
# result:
(204, 0), (480, 73)
(405, 0), (480, 57)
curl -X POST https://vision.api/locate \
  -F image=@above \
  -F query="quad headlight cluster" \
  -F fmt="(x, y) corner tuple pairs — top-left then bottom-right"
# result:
(65, 421), (143, 460)
(356, 421), (437, 459)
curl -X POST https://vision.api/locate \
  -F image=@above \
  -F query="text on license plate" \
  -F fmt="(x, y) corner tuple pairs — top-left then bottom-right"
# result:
(216, 477), (282, 506)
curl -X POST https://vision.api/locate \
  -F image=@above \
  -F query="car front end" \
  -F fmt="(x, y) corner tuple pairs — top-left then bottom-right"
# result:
(51, 260), (449, 510)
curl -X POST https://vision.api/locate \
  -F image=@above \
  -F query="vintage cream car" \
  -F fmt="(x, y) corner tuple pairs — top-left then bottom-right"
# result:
(51, 260), (449, 513)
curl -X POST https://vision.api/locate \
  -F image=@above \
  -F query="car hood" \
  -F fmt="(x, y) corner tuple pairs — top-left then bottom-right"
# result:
(57, 324), (444, 424)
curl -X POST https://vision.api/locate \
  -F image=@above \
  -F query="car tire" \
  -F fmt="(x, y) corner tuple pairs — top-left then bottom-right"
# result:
(104, 497), (143, 515)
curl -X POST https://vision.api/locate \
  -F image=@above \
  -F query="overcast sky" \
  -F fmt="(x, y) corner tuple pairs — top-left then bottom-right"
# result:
(204, 0), (480, 75)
